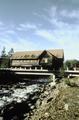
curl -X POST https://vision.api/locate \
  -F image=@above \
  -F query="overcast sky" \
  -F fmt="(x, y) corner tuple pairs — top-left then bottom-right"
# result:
(0, 0), (79, 60)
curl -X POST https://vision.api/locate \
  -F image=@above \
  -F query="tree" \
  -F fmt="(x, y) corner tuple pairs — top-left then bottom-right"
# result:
(1, 47), (6, 58)
(0, 47), (13, 68)
(8, 48), (14, 57)
(64, 59), (79, 70)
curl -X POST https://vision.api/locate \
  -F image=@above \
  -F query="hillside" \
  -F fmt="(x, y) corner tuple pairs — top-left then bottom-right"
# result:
(28, 77), (79, 120)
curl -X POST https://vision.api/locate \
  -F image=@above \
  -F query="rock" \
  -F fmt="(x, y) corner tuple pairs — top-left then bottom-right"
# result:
(40, 91), (49, 99)
(44, 112), (49, 118)
(44, 91), (49, 96)
(49, 82), (56, 88)
(30, 105), (35, 110)
(39, 113), (50, 119)
(64, 104), (68, 111)
(35, 99), (42, 108)
(42, 100), (47, 106)
(16, 99), (22, 103)
(47, 97), (53, 103)
(30, 111), (34, 115)
(28, 103), (32, 107)
(31, 95), (38, 100)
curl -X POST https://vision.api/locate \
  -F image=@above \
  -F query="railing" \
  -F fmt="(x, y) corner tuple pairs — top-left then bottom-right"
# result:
(0, 67), (48, 71)
(0, 67), (54, 76)
(65, 69), (79, 78)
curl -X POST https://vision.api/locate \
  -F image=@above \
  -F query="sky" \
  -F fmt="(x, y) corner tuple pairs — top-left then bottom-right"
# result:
(0, 0), (79, 60)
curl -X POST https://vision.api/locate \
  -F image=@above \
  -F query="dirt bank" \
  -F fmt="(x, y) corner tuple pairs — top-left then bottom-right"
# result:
(28, 77), (79, 120)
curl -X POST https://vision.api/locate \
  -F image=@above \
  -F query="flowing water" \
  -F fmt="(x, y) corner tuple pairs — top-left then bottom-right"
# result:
(0, 78), (48, 119)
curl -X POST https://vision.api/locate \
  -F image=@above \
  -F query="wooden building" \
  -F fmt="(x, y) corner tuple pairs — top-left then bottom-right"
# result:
(10, 49), (64, 71)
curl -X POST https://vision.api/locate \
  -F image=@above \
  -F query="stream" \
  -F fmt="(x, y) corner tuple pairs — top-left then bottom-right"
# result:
(0, 79), (48, 120)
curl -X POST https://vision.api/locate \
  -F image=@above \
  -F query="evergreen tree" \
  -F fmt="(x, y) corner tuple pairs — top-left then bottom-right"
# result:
(0, 47), (9, 68)
(8, 48), (14, 57)
(1, 47), (6, 58)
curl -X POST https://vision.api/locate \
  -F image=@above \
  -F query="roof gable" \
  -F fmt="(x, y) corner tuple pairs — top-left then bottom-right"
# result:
(48, 49), (64, 59)
(38, 50), (54, 59)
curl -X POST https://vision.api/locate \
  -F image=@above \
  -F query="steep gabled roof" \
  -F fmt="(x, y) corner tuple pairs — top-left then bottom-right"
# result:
(48, 49), (64, 59)
(11, 49), (64, 59)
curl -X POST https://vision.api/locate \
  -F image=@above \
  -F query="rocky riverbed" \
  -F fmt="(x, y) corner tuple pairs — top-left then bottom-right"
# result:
(0, 78), (52, 120)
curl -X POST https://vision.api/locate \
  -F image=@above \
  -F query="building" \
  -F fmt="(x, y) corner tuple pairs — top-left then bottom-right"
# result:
(10, 49), (64, 71)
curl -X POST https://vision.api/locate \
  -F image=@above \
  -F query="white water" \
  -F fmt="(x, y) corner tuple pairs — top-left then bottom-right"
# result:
(0, 83), (39, 108)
